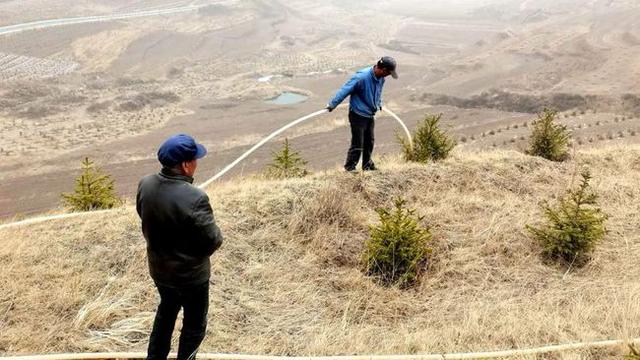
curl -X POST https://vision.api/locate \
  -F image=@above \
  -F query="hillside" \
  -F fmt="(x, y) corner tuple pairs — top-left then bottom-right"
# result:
(5, 0), (640, 219)
(410, 0), (640, 97)
(1, 146), (639, 358)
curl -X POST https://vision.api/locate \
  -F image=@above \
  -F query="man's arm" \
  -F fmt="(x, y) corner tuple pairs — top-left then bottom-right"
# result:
(191, 194), (224, 256)
(327, 73), (361, 110)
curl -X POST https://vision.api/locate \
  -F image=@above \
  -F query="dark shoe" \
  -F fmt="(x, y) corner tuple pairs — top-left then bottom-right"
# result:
(363, 164), (378, 171)
(344, 166), (357, 173)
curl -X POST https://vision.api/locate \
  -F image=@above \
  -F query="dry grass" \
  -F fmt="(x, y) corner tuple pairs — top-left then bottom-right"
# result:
(1, 146), (640, 358)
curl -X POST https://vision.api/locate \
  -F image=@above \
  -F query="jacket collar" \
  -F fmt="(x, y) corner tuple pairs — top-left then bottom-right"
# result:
(369, 66), (383, 82)
(160, 167), (194, 184)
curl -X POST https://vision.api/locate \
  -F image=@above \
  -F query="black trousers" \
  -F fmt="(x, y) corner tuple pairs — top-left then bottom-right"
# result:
(345, 111), (375, 170)
(147, 281), (209, 360)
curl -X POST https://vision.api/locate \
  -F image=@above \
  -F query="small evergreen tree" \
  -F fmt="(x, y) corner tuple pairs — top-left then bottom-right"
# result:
(61, 157), (119, 211)
(399, 114), (455, 163)
(363, 198), (432, 288)
(527, 170), (607, 265)
(526, 108), (571, 161)
(265, 138), (309, 179)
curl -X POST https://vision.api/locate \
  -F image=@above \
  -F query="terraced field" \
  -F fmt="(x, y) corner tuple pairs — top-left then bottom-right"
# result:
(0, 52), (78, 80)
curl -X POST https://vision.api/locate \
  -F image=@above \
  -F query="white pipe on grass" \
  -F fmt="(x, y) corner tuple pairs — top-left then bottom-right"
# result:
(197, 108), (328, 189)
(198, 105), (413, 189)
(0, 338), (637, 360)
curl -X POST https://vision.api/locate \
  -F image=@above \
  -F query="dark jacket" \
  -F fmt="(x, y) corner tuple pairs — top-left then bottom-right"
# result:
(136, 167), (223, 288)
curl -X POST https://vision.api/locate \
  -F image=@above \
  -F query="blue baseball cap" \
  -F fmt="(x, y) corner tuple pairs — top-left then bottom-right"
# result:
(157, 134), (207, 167)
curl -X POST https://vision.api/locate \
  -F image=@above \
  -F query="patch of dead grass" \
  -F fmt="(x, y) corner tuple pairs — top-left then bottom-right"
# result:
(0, 147), (639, 358)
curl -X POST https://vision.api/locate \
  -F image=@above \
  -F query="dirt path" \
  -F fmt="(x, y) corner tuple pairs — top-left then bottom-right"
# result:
(0, 2), (226, 36)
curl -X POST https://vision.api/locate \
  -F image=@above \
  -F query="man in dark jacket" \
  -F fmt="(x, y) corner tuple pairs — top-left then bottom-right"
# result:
(137, 133), (223, 360)
(326, 56), (398, 172)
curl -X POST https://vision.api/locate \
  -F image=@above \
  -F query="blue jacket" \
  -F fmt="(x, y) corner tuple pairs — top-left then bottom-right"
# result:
(328, 66), (384, 118)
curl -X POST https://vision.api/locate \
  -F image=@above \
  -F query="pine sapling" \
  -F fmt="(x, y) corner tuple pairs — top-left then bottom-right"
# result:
(527, 169), (608, 265)
(61, 157), (119, 211)
(265, 138), (309, 179)
(399, 113), (455, 163)
(363, 198), (432, 287)
(526, 108), (571, 161)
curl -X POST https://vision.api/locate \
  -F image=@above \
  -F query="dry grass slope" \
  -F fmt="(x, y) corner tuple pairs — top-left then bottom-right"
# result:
(1, 147), (640, 358)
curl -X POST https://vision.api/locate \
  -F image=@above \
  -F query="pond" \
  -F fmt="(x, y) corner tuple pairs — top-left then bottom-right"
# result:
(265, 92), (309, 105)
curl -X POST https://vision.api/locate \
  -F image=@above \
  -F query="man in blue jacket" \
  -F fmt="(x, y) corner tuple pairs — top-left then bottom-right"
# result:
(326, 56), (398, 171)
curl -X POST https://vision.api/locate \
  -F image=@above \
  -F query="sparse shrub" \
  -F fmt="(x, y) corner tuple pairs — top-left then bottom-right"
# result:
(571, 111), (577, 117)
(577, 138), (584, 145)
(506, 125), (511, 130)
(61, 157), (119, 211)
(424, 89), (589, 113)
(510, 137), (516, 143)
(614, 117), (620, 123)
(16, 104), (61, 119)
(514, 124), (519, 129)
(596, 121), (602, 126)
(489, 130), (496, 135)
(265, 138), (308, 179)
(481, 132), (486, 137)
(631, 130), (637, 136)
(116, 91), (180, 112)
(497, 128), (502, 133)
(363, 198), (432, 287)
(470, 135), (476, 140)
(580, 109), (585, 115)
(400, 114), (455, 163)
(492, 142), (497, 147)
(523, 121), (528, 127)
(527, 170), (607, 265)
(526, 109), (571, 161)
(607, 132), (614, 140)
(460, 136), (468, 143)
(618, 131), (625, 138)
(588, 137), (594, 143)
(86, 101), (112, 114)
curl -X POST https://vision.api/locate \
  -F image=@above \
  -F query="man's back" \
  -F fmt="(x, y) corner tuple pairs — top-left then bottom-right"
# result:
(137, 168), (223, 288)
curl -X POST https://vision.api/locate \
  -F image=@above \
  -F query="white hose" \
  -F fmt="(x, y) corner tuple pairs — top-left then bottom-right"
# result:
(198, 105), (413, 189)
(0, 337), (637, 360)
(0, 106), (412, 230)
(382, 106), (413, 149)
(0, 210), (114, 230)
(198, 109), (328, 189)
